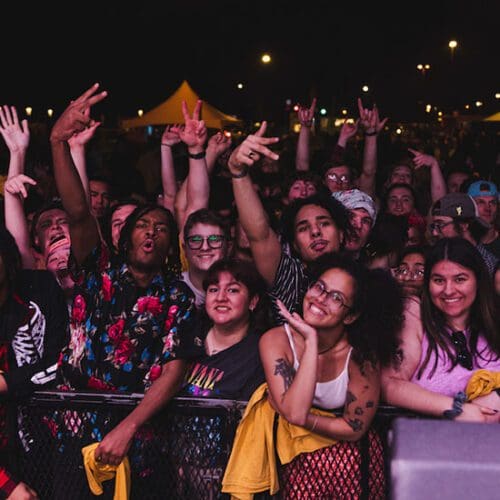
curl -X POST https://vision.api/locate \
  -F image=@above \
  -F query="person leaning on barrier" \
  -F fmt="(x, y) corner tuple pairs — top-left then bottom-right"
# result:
(222, 253), (404, 498)
(49, 84), (197, 469)
(0, 227), (69, 500)
(381, 237), (500, 422)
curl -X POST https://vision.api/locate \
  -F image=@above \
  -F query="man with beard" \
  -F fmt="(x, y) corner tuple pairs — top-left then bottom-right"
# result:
(49, 84), (196, 495)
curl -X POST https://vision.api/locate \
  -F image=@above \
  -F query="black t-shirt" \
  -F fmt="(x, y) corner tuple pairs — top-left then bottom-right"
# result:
(180, 327), (264, 401)
(0, 270), (69, 400)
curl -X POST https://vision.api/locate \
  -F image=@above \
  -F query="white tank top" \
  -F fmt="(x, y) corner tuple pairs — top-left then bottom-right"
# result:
(284, 323), (352, 410)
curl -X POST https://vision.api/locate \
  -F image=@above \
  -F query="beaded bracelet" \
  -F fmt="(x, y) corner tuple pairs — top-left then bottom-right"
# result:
(442, 391), (467, 420)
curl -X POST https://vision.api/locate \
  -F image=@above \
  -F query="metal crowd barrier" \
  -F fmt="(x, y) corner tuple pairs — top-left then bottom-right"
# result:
(9, 391), (418, 499)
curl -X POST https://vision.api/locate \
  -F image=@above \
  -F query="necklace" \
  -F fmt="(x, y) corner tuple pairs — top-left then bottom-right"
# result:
(318, 342), (349, 355)
(205, 331), (219, 356)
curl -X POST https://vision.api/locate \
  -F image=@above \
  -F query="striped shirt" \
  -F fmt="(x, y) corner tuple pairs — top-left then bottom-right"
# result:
(269, 252), (311, 323)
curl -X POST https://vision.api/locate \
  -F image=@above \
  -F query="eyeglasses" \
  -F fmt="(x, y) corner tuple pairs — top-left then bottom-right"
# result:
(429, 221), (454, 233)
(308, 280), (351, 310)
(185, 234), (226, 250)
(450, 331), (473, 370)
(394, 266), (424, 280)
(326, 173), (350, 184)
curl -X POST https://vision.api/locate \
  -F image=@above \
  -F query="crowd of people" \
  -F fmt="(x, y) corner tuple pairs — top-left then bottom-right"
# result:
(0, 82), (499, 499)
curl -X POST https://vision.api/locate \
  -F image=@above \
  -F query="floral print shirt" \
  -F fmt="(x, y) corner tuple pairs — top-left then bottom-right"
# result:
(56, 243), (196, 393)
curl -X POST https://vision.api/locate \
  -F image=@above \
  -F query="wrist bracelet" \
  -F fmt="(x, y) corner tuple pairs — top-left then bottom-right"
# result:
(230, 165), (249, 179)
(161, 143), (172, 148)
(188, 150), (206, 159)
(364, 131), (377, 137)
(443, 391), (467, 420)
(310, 415), (319, 432)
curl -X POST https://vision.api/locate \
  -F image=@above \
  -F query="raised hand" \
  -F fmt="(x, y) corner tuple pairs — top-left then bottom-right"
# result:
(338, 118), (359, 146)
(298, 97), (317, 128)
(68, 120), (101, 148)
(207, 131), (232, 157)
(50, 83), (107, 142)
(179, 100), (207, 150)
(161, 124), (183, 147)
(0, 105), (30, 152)
(227, 122), (279, 175)
(357, 98), (388, 135)
(4, 174), (37, 199)
(408, 148), (438, 170)
(276, 299), (318, 343)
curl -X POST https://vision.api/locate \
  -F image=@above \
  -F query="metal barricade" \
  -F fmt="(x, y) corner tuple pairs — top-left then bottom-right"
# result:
(11, 391), (417, 499)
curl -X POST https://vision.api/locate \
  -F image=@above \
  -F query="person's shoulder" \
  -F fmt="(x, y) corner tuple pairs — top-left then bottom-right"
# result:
(19, 269), (59, 289)
(259, 325), (287, 347)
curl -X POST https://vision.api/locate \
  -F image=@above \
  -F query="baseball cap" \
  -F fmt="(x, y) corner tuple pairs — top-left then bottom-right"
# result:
(431, 193), (489, 227)
(467, 180), (498, 199)
(332, 189), (377, 227)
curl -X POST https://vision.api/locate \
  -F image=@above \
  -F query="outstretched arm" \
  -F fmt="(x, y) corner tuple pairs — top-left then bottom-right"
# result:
(408, 148), (447, 203)
(49, 83), (107, 264)
(68, 120), (101, 201)
(357, 99), (388, 198)
(175, 100), (209, 235)
(0, 105), (34, 268)
(295, 97), (316, 171)
(159, 124), (182, 214)
(227, 122), (282, 285)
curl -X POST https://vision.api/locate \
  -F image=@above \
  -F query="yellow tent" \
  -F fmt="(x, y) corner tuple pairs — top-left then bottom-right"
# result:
(121, 80), (243, 129)
(483, 111), (500, 122)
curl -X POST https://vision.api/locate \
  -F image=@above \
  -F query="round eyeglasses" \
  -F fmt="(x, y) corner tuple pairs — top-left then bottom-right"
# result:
(308, 280), (351, 310)
(186, 235), (225, 250)
(394, 267), (425, 280)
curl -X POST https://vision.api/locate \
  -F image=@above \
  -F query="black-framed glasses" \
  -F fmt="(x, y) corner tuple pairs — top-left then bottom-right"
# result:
(394, 266), (425, 280)
(326, 173), (350, 184)
(186, 234), (226, 250)
(429, 221), (454, 233)
(308, 280), (351, 311)
(450, 331), (473, 370)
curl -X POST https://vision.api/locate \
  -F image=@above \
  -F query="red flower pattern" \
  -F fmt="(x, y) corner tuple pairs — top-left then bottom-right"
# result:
(72, 294), (86, 323)
(137, 296), (163, 315)
(108, 319), (125, 343)
(102, 274), (113, 301)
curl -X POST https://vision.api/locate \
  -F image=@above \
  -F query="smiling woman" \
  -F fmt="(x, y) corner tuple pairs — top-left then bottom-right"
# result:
(382, 237), (500, 423)
(222, 253), (403, 498)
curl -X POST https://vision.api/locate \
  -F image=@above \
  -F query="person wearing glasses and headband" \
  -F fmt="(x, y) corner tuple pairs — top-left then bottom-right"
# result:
(382, 238), (500, 423)
(181, 208), (231, 308)
(223, 253), (403, 498)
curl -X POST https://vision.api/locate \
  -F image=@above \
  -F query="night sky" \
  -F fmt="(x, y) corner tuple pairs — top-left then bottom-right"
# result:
(3, 1), (499, 125)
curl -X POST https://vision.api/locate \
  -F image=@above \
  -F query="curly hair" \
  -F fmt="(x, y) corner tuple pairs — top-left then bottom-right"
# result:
(307, 253), (404, 367)
(280, 194), (354, 253)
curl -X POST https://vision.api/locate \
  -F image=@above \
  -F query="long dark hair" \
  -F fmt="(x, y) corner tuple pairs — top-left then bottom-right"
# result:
(418, 237), (500, 378)
(308, 253), (404, 367)
(202, 258), (273, 335)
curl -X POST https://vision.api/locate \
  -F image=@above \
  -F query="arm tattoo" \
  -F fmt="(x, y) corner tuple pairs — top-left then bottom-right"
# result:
(274, 358), (295, 391)
(345, 390), (356, 408)
(354, 407), (364, 416)
(347, 418), (363, 432)
(365, 401), (374, 408)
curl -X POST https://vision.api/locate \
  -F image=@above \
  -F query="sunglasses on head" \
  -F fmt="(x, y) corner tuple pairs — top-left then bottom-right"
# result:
(450, 331), (473, 370)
